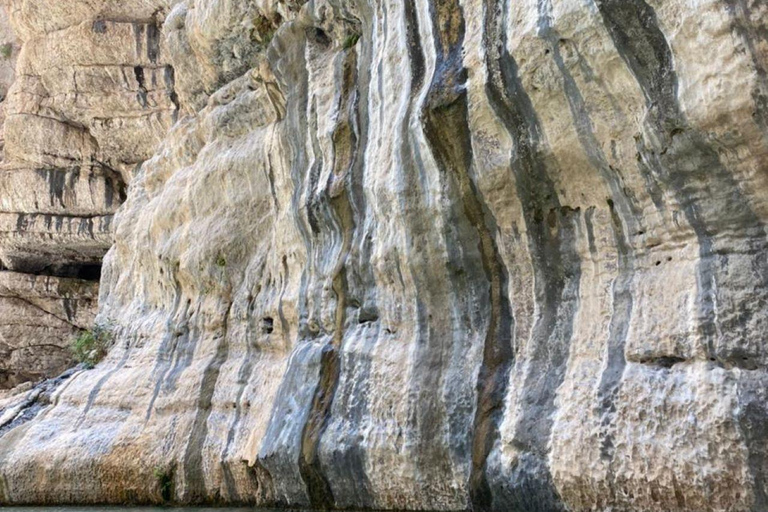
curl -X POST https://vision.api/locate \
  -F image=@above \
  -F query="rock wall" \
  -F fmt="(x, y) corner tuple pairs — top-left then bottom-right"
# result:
(0, 272), (97, 388)
(0, 0), (179, 387)
(1, 0), (767, 511)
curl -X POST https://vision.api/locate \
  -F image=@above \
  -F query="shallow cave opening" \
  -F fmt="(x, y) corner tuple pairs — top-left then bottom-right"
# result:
(74, 264), (103, 282)
(43, 262), (103, 282)
(6, 261), (103, 282)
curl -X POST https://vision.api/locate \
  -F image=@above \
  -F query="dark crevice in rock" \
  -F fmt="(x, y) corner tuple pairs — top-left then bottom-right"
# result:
(74, 264), (102, 281)
(261, 317), (275, 334)
(404, 0), (425, 90)
(158, 467), (174, 503)
(164, 65), (181, 121)
(636, 356), (686, 369)
(147, 22), (161, 64)
(134, 66), (149, 108)
(92, 20), (107, 33)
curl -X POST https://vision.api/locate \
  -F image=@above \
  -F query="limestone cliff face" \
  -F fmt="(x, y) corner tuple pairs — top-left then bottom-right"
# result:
(0, 0), (179, 386)
(1, 0), (767, 511)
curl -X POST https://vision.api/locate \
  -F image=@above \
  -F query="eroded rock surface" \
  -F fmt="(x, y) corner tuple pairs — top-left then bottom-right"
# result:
(0, 0), (180, 387)
(0, 272), (97, 388)
(0, 0), (767, 511)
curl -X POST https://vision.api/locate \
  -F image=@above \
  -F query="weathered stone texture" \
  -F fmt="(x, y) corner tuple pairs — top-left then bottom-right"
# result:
(0, 272), (97, 388)
(0, 0), (180, 386)
(1, 0), (767, 511)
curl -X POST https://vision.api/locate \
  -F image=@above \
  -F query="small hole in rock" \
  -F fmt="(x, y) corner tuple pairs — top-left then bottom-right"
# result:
(655, 261), (661, 266)
(92, 20), (107, 33)
(311, 28), (331, 46)
(261, 317), (274, 334)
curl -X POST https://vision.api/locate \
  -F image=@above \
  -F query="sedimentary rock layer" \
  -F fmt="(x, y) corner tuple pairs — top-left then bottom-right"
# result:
(1, 0), (767, 511)
(0, 0), (180, 386)
(0, 271), (97, 388)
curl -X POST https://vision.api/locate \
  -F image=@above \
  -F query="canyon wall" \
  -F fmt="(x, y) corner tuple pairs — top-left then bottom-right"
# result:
(0, 0), (180, 387)
(1, 0), (767, 511)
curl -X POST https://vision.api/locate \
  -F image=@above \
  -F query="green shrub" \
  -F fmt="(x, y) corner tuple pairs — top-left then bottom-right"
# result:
(71, 326), (112, 368)
(343, 32), (361, 49)
(153, 466), (173, 502)
(0, 43), (12, 60)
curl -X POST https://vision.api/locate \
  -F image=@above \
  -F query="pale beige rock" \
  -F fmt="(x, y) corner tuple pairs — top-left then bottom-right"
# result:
(0, 0), (178, 387)
(0, 0), (767, 511)
(0, 271), (97, 389)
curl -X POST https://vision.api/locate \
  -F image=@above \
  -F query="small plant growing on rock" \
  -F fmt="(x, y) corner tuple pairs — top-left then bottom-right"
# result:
(0, 43), (12, 60)
(251, 13), (276, 47)
(343, 32), (361, 49)
(153, 466), (173, 502)
(71, 325), (112, 369)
